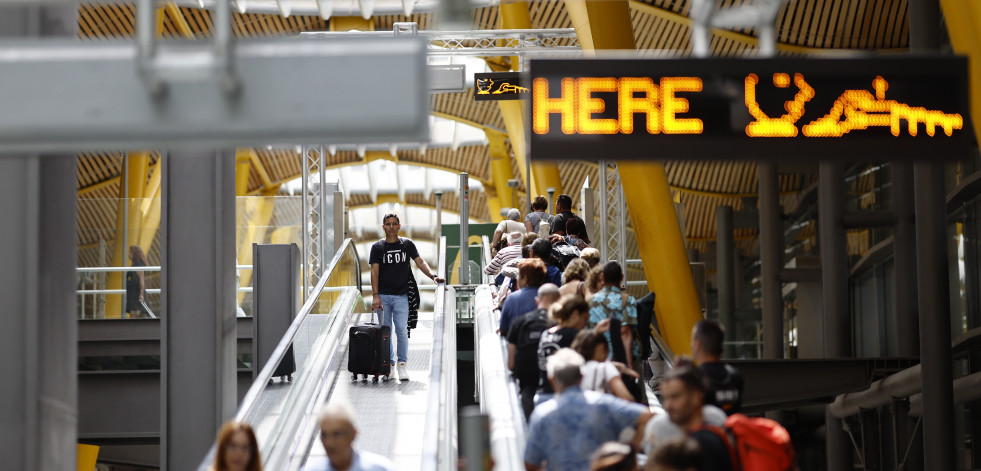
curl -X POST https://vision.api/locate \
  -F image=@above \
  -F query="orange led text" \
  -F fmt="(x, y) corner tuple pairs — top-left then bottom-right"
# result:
(532, 77), (704, 135)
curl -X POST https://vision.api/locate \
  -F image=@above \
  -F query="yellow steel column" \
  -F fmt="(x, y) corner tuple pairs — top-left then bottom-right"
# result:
(106, 152), (150, 318)
(939, 0), (981, 141)
(234, 149), (279, 305)
(564, 0), (702, 355)
(330, 16), (375, 31)
(497, 0), (563, 201)
(136, 162), (162, 251)
(487, 130), (514, 218)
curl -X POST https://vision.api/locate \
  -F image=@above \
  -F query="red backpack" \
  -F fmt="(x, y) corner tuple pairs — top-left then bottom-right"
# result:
(702, 414), (797, 471)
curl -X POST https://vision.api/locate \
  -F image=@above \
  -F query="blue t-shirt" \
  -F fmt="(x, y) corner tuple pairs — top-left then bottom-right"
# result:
(545, 264), (562, 286)
(525, 386), (647, 471)
(500, 286), (539, 337)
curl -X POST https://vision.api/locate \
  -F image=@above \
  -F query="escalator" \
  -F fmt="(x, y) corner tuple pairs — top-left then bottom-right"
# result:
(197, 238), (457, 471)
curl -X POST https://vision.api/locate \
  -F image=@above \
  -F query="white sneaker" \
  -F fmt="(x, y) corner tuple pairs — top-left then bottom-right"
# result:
(397, 362), (409, 381)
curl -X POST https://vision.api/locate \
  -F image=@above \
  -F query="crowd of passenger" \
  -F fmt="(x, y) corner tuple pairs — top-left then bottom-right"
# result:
(205, 193), (785, 471)
(483, 194), (789, 471)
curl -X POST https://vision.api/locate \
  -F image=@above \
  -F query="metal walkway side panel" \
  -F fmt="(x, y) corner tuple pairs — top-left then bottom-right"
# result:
(304, 311), (437, 470)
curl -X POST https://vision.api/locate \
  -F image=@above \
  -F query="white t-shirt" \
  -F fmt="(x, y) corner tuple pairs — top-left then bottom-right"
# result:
(496, 219), (525, 235)
(580, 360), (621, 395)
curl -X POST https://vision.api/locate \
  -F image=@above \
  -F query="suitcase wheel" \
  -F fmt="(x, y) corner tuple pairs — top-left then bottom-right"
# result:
(352, 374), (358, 381)
(372, 375), (379, 383)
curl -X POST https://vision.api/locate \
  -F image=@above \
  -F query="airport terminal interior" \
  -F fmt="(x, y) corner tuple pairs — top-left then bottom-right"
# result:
(3, 0), (981, 469)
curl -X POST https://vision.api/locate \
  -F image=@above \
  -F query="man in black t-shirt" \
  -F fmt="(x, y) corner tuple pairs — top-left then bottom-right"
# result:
(507, 283), (560, 419)
(548, 194), (588, 241)
(369, 213), (445, 381)
(692, 320), (744, 415)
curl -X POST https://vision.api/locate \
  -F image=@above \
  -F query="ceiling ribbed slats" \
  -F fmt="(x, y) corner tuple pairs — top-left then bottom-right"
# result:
(72, 0), (895, 267)
(430, 89), (506, 131)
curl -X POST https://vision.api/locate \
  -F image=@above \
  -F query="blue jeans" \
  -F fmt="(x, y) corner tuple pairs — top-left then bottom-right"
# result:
(379, 294), (409, 364)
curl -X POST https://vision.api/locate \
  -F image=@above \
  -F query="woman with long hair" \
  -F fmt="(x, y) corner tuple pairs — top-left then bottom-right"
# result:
(126, 245), (149, 318)
(211, 421), (263, 471)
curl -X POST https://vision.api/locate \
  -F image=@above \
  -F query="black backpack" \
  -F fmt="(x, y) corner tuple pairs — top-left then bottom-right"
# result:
(551, 243), (581, 270)
(514, 309), (551, 379)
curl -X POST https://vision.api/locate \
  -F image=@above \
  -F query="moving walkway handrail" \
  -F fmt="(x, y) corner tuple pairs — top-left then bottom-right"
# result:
(237, 238), (361, 420)
(473, 283), (527, 470)
(196, 239), (362, 471)
(421, 236), (456, 470)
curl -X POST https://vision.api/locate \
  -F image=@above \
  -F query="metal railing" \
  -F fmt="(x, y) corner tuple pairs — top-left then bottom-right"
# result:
(75, 264), (257, 319)
(421, 236), (458, 471)
(472, 284), (527, 470)
(196, 239), (363, 471)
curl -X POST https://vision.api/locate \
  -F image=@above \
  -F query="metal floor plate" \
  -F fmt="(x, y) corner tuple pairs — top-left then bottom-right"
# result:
(305, 311), (436, 470)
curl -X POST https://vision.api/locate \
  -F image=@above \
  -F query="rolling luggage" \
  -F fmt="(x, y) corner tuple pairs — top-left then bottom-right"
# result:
(348, 310), (391, 382)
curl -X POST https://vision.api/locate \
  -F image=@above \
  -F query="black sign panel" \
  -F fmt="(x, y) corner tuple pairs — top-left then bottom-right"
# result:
(528, 57), (971, 161)
(474, 72), (529, 101)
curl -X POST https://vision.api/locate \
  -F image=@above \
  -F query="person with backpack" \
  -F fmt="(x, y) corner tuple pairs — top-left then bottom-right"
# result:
(692, 320), (744, 416)
(549, 194), (589, 241)
(506, 283), (560, 418)
(530, 238), (563, 286)
(525, 195), (554, 234)
(499, 258), (547, 337)
(589, 262), (639, 370)
(662, 362), (797, 471)
(660, 366), (734, 471)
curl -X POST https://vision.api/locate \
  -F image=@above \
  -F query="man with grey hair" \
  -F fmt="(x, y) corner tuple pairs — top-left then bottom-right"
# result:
(492, 207), (526, 256)
(507, 283), (561, 418)
(302, 403), (396, 471)
(524, 349), (653, 471)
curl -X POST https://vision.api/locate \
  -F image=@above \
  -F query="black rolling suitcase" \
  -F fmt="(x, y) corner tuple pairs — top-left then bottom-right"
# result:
(348, 310), (391, 382)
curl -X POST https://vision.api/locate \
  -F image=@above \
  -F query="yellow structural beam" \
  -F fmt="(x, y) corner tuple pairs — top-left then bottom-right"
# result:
(236, 190), (277, 305)
(77, 444), (99, 471)
(136, 163), (162, 251)
(164, 2), (194, 38)
(939, 0), (981, 143)
(487, 130), (514, 218)
(565, 0), (702, 356)
(497, 0), (563, 201)
(330, 16), (374, 31)
(106, 152), (150, 318)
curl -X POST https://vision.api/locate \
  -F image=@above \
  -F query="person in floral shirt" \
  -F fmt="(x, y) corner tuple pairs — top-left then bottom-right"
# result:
(588, 262), (639, 368)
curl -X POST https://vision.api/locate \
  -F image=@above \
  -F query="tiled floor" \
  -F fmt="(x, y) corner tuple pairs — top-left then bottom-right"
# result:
(305, 312), (436, 470)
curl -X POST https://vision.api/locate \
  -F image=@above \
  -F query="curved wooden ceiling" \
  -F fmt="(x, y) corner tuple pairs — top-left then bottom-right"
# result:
(74, 0), (898, 266)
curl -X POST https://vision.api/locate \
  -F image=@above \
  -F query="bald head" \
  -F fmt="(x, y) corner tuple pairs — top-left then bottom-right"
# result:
(537, 283), (560, 309)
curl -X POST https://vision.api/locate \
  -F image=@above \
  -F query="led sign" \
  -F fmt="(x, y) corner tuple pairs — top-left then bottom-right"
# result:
(528, 57), (971, 161)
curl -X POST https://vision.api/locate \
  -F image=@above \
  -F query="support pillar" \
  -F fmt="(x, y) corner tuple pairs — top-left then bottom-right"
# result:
(487, 131), (514, 218)
(892, 163), (919, 356)
(497, 0), (562, 201)
(161, 150), (238, 470)
(913, 162), (955, 470)
(0, 7), (78, 469)
(758, 163), (783, 359)
(619, 162), (703, 356)
(0, 154), (78, 471)
(716, 205), (736, 355)
(819, 163), (849, 357)
(818, 162), (853, 471)
(909, 1), (954, 466)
